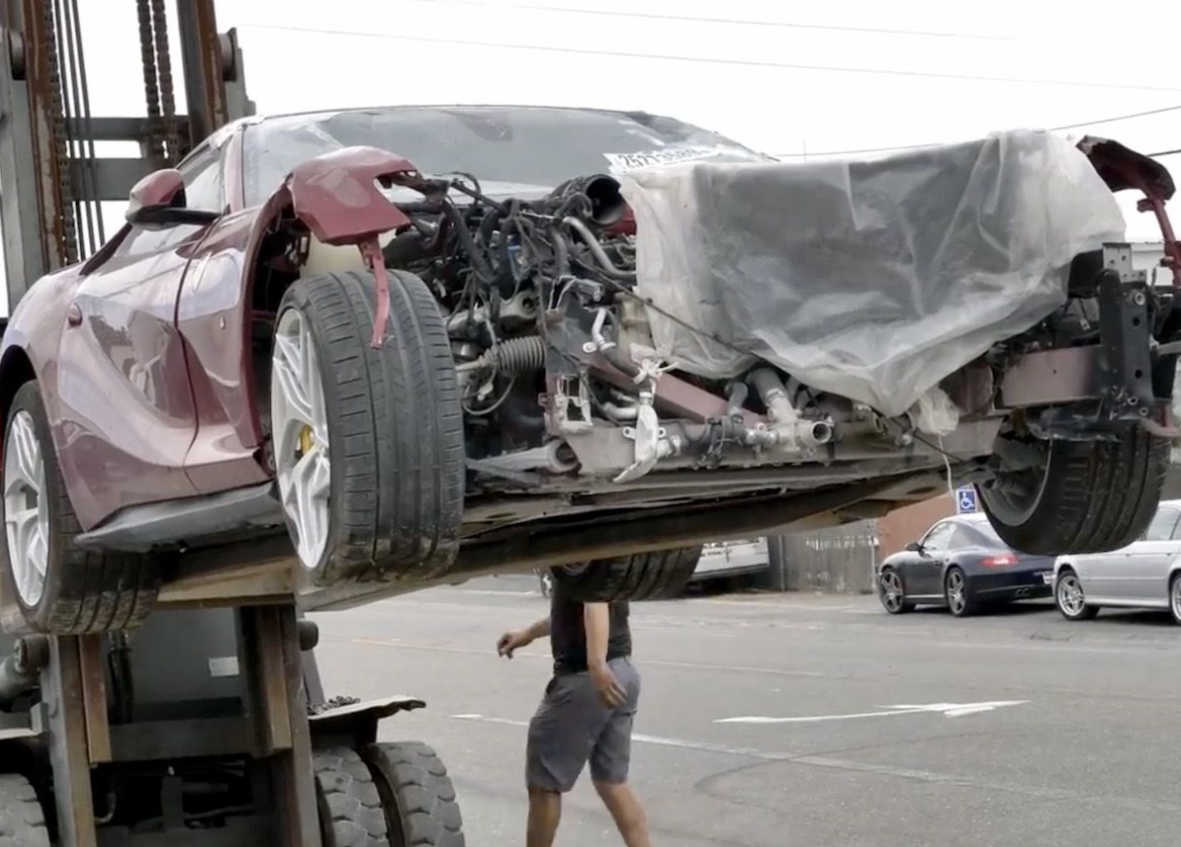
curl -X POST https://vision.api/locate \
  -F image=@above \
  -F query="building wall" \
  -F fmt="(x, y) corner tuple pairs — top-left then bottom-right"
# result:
(876, 494), (957, 559)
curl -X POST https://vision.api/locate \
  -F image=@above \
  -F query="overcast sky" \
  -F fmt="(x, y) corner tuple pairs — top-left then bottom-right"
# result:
(3, 0), (1179, 310)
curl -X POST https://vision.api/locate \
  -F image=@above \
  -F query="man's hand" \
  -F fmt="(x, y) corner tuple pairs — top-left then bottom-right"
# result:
(589, 662), (627, 708)
(497, 629), (533, 658)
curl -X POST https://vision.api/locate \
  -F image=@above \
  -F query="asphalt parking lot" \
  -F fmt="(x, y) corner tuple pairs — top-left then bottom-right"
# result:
(310, 576), (1181, 847)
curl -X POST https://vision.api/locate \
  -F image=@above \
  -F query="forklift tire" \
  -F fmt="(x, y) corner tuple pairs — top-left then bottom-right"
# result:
(314, 747), (391, 847)
(362, 742), (465, 847)
(979, 428), (1168, 555)
(0, 381), (158, 634)
(271, 271), (465, 586)
(551, 546), (703, 602)
(0, 773), (50, 847)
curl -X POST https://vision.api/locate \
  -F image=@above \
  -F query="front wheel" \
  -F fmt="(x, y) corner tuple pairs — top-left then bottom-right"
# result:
(551, 547), (702, 602)
(270, 271), (465, 587)
(362, 742), (465, 847)
(1055, 568), (1098, 621)
(878, 567), (914, 614)
(1169, 574), (1181, 626)
(979, 428), (1167, 555)
(944, 567), (978, 618)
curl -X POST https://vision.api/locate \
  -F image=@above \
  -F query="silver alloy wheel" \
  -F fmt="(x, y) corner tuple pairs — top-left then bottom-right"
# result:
(4, 410), (49, 607)
(946, 570), (966, 615)
(1171, 576), (1181, 623)
(1057, 573), (1086, 617)
(880, 570), (905, 612)
(272, 308), (332, 571)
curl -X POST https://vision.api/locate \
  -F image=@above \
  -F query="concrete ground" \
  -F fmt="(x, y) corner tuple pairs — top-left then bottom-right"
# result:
(311, 577), (1181, 847)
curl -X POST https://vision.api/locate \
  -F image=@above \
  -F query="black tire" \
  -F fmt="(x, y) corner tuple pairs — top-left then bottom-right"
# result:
(273, 270), (465, 585)
(1054, 567), (1098, 621)
(361, 742), (465, 847)
(979, 428), (1167, 555)
(314, 747), (390, 847)
(944, 566), (978, 618)
(0, 773), (50, 847)
(877, 566), (915, 614)
(0, 382), (158, 634)
(551, 546), (703, 602)
(1169, 573), (1181, 626)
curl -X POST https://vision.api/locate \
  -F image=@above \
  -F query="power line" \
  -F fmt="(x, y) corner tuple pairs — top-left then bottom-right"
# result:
(1151, 148), (1181, 157)
(390, 0), (1011, 42)
(775, 102), (1181, 159)
(239, 24), (1181, 94)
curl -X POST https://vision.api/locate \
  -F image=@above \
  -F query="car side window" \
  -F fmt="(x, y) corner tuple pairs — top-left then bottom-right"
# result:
(922, 522), (955, 553)
(946, 525), (975, 550)
(1144, 509), (1180, 542)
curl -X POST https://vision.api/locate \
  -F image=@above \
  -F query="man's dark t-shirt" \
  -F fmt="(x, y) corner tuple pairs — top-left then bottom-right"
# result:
(550, 584), (631, 674)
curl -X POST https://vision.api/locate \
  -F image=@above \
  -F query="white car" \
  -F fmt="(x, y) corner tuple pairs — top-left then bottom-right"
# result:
(1053, 500), (1181, 624)
(692, 538), (770, 584)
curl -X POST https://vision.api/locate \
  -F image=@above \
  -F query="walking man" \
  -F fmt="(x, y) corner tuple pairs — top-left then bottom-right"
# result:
(498, 579), (652, 847)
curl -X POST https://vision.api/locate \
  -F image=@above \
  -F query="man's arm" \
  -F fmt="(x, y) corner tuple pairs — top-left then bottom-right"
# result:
(585, 603), (626, 707)
(497, 617), (550, 658)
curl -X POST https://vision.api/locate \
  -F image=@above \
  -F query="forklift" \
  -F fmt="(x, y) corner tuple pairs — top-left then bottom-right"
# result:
(0, 2), (466, 844)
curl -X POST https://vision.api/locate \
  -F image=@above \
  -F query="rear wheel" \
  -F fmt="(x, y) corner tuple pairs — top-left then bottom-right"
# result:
(944, 567), (977, 618)
(0, 773), (49, 847)
(878, 567), (914, 614)
(0, 382), (158, 633)
(979, 428), (1167, 555)
(551, 546), (702, 602)
(361, 742), (465, 847)
(271, 271), (465, 587)
(1055, 568), (1098, 621)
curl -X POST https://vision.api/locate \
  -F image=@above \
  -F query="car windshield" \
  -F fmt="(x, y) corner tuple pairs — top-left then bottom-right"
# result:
(241, 105), (769, 206)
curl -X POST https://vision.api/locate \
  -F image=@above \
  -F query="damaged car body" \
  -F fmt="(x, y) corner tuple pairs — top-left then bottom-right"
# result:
(0, 105), (1178, 633)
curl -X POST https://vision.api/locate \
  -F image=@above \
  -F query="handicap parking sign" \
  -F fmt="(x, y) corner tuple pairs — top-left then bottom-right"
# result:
(956, 486), (978, 514)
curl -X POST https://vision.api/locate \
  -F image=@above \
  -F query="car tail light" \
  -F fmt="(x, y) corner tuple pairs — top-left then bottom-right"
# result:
(982, 554), (1018, 567)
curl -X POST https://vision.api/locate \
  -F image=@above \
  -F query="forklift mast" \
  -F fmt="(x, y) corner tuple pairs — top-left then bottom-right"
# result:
(0, 0), (252, 304)
(0, 5), (448, 846)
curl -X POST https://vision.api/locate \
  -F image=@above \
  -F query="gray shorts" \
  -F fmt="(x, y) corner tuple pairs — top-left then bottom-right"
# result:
(526, 657), (641, 793)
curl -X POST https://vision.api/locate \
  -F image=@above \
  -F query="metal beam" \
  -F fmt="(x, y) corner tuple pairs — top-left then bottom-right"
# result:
(176, 0), (226, 148)
(68, 157), (154, 202)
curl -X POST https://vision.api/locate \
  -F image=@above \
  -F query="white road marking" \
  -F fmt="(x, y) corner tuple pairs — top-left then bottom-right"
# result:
(447, 712), (1181, 810)
(716, 700), (1028, 724)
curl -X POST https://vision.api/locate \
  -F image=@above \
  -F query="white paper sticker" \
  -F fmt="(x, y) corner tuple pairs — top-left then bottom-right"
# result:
(604, 146), (724, 173)
(208, 656), (240, 678)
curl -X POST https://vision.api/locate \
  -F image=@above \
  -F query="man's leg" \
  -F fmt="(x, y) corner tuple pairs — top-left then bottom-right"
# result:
(590, 658), (649, 846)
(526, 787), (562, 847)
(594, 781), (652, 847)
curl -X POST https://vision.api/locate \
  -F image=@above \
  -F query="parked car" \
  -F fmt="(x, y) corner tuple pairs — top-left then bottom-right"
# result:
(0, 103), (1176, 635)
(1053, 500), (1181, 623)
(691, 538), (769, 586)
(876, 513), (1056, 617)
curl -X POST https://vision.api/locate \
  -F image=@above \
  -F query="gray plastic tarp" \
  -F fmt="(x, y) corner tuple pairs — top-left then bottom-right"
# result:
(617, 130), (1126, 417)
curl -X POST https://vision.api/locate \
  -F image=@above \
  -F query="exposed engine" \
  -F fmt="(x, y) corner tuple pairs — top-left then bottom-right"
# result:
(375, 171), (839, 486)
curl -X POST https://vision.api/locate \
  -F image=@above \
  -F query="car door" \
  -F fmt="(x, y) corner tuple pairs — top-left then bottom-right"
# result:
(1129, 506), (1181, 604)
(909, 521), (956, 597)
(1074, 536), (1139, 603)
(53, 148), (221, 529)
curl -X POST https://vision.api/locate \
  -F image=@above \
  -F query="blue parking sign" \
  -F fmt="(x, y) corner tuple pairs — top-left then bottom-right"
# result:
(956, 486), (978, 514)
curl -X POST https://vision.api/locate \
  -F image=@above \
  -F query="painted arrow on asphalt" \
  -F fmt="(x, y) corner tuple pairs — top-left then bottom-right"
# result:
(715, 700), (1029, 724)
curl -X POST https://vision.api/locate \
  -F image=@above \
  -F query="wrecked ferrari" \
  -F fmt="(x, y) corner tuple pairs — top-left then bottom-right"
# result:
(0, 105), (1177, 633)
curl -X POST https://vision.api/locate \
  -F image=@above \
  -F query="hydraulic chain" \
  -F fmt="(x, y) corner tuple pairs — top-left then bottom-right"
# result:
(136, 0), (164, 162)
(150, 0), (180, 164)
(40, 0), (77, 264)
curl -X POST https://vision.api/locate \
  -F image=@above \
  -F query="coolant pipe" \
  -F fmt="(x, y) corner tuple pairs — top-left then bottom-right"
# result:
(748, 368), (833, 451)
(562, 216), (634, 280)
(726, 381), (749, 420)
